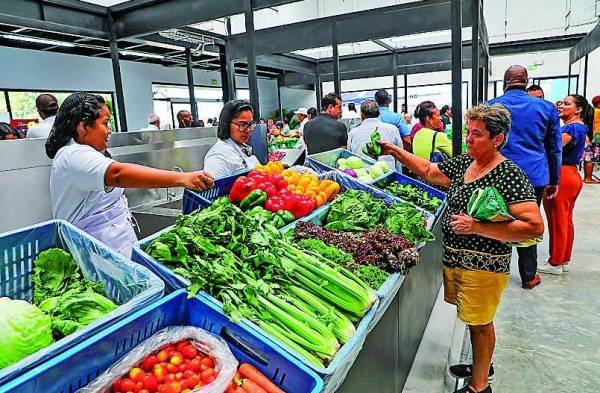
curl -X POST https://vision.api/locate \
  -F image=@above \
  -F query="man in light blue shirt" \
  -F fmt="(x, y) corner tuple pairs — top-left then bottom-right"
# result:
(375, 89), (412, 151)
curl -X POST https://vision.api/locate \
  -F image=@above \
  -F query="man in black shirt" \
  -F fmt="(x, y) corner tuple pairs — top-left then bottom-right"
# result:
(303, 93), (347, 154)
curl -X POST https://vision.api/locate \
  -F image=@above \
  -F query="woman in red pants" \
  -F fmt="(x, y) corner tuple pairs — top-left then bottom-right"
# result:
(538, 94), (591, 275)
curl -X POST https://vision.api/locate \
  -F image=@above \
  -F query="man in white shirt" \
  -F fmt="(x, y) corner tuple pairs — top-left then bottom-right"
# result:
(348, 100), (403, 170)
(295, 107), (309, 133)
(140, 113), (161, 131)
(26, 94), (58, 139)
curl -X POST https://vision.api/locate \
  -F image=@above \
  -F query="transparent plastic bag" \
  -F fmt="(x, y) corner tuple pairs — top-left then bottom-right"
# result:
(78, 326), (238, 393)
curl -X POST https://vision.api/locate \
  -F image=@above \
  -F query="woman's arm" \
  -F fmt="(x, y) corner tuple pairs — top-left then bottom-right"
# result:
(562, 132), (572, 146)
(379, 140), (451, 187)
(105, 162), (214, 191)
(450, 201), (544, 242)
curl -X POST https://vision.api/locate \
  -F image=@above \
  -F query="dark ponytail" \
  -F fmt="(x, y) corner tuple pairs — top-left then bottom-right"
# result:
(568, 94), (593, 140)
(414, 100), (437, 126)
(45, 92), (106, 159)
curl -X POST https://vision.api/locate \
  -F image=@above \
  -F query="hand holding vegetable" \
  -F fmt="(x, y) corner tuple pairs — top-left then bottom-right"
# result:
(378, 140), (402, 158)
(361, 129), (383, 159)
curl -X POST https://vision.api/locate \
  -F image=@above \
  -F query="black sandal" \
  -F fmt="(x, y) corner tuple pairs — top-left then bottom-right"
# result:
(449, 363), (495, 380)
(454, 384), (492, 393)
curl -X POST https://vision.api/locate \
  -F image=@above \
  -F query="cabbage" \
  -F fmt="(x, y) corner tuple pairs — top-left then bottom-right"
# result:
(346, 156), (364, 169)
(369, 165), (385, 179)
(0, 297), (53, 369)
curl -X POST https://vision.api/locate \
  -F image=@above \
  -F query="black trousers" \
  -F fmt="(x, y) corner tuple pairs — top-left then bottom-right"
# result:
(517, 187), (545, 283)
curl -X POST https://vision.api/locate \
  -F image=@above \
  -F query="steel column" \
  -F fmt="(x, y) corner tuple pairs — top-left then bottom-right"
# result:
(392, 51), (399, 113)
(332, 22), (341, 96)
(583, 54), (589, 97)
(471, 0), (480, 105)
(403, 73), (408, 112)
(478, 66), (485, 103)
(244, 0), (260, 120)
(567, 63), (572, 94)
(219, 45), (230, 103)
(225, 42), (237, 100)
(451, 0), (463, 156)
(483, 59), (489, 101)
(185, 48), (199, 124)
(108, 12), (127, 132)
(277, 75), (283, 119)
(315, 72), (322, 111)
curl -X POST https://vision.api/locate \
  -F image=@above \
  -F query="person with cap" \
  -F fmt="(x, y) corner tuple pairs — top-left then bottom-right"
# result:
(486, 65), (562, 290)
(27, 94), (58, 139)
(204, 99), (261, 178)
(294, 107), (309, 133)
(303, 93), (348, 155)
(375, 89), (412, 151)
(140, 113), (161, 131)
(348, 100), (402, 170)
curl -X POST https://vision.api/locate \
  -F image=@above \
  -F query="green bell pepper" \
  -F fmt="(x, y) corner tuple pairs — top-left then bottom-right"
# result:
(276, 210), (296, 224)
(270, 215), (287, 229)
(239, 189), (267, 210)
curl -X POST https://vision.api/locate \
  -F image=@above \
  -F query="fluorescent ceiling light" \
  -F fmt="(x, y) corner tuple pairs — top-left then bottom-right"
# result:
(1, 34), (74, 47)
(120, 50), (164, 59)
(143, 40), (185, 51)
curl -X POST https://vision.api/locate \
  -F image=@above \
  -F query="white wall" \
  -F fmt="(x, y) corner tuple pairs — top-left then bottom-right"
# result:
(280, 87), (317, 111)
(0, 46), (279, 130)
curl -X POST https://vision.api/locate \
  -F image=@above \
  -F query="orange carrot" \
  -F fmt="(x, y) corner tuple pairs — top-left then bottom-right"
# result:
(239, 363), (285, 393)
(240, 379), (268, 393)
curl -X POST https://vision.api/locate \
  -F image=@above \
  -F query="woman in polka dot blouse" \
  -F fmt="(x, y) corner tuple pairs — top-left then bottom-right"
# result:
(380, 104), (544, 393)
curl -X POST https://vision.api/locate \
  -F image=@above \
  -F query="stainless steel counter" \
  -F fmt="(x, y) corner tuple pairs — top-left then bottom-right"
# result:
(0, 127), (218, 233)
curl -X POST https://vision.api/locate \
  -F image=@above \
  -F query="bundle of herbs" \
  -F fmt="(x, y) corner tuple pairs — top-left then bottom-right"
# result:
(381, 181), (443, 213)
(294, 222), (420, 275)
(324, 190), (434, 244)
(145, 197), (376, 368)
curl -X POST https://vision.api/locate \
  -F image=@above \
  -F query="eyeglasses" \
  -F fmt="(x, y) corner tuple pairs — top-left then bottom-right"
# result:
(231, 121), (255, 132)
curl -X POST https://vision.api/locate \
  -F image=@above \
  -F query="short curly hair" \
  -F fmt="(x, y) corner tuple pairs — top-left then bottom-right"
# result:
(465, 104), (511, 149)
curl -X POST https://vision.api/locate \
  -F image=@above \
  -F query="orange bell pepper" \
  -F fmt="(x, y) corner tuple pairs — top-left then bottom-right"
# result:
(315, 191), (328, 207)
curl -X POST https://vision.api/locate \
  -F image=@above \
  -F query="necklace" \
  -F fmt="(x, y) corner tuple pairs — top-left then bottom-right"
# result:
(465, 154), (502, 183)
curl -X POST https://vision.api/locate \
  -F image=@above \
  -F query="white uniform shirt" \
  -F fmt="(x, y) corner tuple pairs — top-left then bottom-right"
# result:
(347, 117), (403, 170)
(204, 138), (260, 179)
(27, 116), (56, 139)
(140, 124), (160, 131)
(50, 140), (121, 224)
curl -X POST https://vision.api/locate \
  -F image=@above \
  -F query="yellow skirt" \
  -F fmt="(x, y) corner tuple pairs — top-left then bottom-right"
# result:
(443, 266), (509, 326)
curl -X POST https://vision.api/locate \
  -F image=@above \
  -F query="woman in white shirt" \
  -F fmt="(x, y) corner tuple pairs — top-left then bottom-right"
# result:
(46, 92), (214, 257)
(204, 100), (260, 178)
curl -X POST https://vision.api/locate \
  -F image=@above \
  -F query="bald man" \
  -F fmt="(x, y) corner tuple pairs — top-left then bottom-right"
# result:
(487, 65), (562, 290)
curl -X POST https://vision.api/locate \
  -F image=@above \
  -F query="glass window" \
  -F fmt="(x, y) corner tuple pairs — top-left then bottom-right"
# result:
(537, 77), (578, 104)
(0, 92), (9, 123)
(153, 100), (174, 129)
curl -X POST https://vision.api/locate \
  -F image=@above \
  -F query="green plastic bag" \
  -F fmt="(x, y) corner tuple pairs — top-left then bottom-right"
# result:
(467, 186), (541, 247)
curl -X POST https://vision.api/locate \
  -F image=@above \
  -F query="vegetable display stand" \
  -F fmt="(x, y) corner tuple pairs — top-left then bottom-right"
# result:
(305, 148), (392, 184)
(132, 238), (379, 392)
(0, 290), (323, 393)
(336, 216), (444, 393)
(0, 220), (165, 386)
(374, 171), (447, 224)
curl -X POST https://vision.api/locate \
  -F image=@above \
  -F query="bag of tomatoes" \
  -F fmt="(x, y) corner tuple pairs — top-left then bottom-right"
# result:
(78, 326), (237, 393)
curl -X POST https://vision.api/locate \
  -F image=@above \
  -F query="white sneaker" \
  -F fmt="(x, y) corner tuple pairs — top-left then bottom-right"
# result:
(537, 262), (563, 275)
(562, 263), (570, 273)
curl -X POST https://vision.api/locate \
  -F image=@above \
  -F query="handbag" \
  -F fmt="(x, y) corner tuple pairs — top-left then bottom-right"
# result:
(429, 131), (450, 163)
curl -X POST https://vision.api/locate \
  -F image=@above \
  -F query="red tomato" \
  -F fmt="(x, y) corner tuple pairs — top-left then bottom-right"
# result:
(188, 359), (201, 372)
(139, 390), (150, 393)
(129, 368), (145, 383)
(175, 372), (184, 381)
(112, 379), (122, 392)
(170, 354), (184, 366)
(141, 355), (158, 371)
(157, 350), (169, 363)
(176, 341), (189, 353)
(186, 374), (200, 389)
(182, 370), (194, 379)
(163, 345), (176, 357)
(181, 346), (197, 360)
(119, 378), (136, 392)
(142, 375), (158, 391)
(135, 381), (144, 392)
(166, 363), (178, 374)
(200, 369), (217, 385)
(200, 357), (215, 368)
(152, 365), (165, 383)
(165, 373), (176, 383)
(178, 363), (189, 373)
(165, 382), (182, 393)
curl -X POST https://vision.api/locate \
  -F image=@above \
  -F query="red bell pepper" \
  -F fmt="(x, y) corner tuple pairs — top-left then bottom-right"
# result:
(294, 195), (316, 218)
(257, 182), (277, 198)
(269, 174), (288, 190)
(247, 170), (269, 183)
(229, 176), (257, 203)
(265, 196), (286, 212)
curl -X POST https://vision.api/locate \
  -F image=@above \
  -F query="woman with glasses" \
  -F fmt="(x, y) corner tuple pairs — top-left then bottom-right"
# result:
(204, 99), (260, 178)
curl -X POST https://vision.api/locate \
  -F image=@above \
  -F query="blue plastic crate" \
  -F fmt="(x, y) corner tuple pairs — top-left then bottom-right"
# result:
(0, 220), (165, 386)
(182, 169), (250, 214)
(0, 290), (323, 393)
(305, 148), (393, 184)
(373, 171), (447, 220)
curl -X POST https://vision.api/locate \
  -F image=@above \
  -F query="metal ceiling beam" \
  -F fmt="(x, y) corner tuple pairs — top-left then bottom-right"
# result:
(0, 0), (108, 39)
(372, 39), (395, 52)
(282, 43), (477, 86)
(492, 34), (586, 56)
(111, 0), (304, 39)
(570, 22), (600, 64)
(254, 54), (316, 74)
(228, 0), (473, 60)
